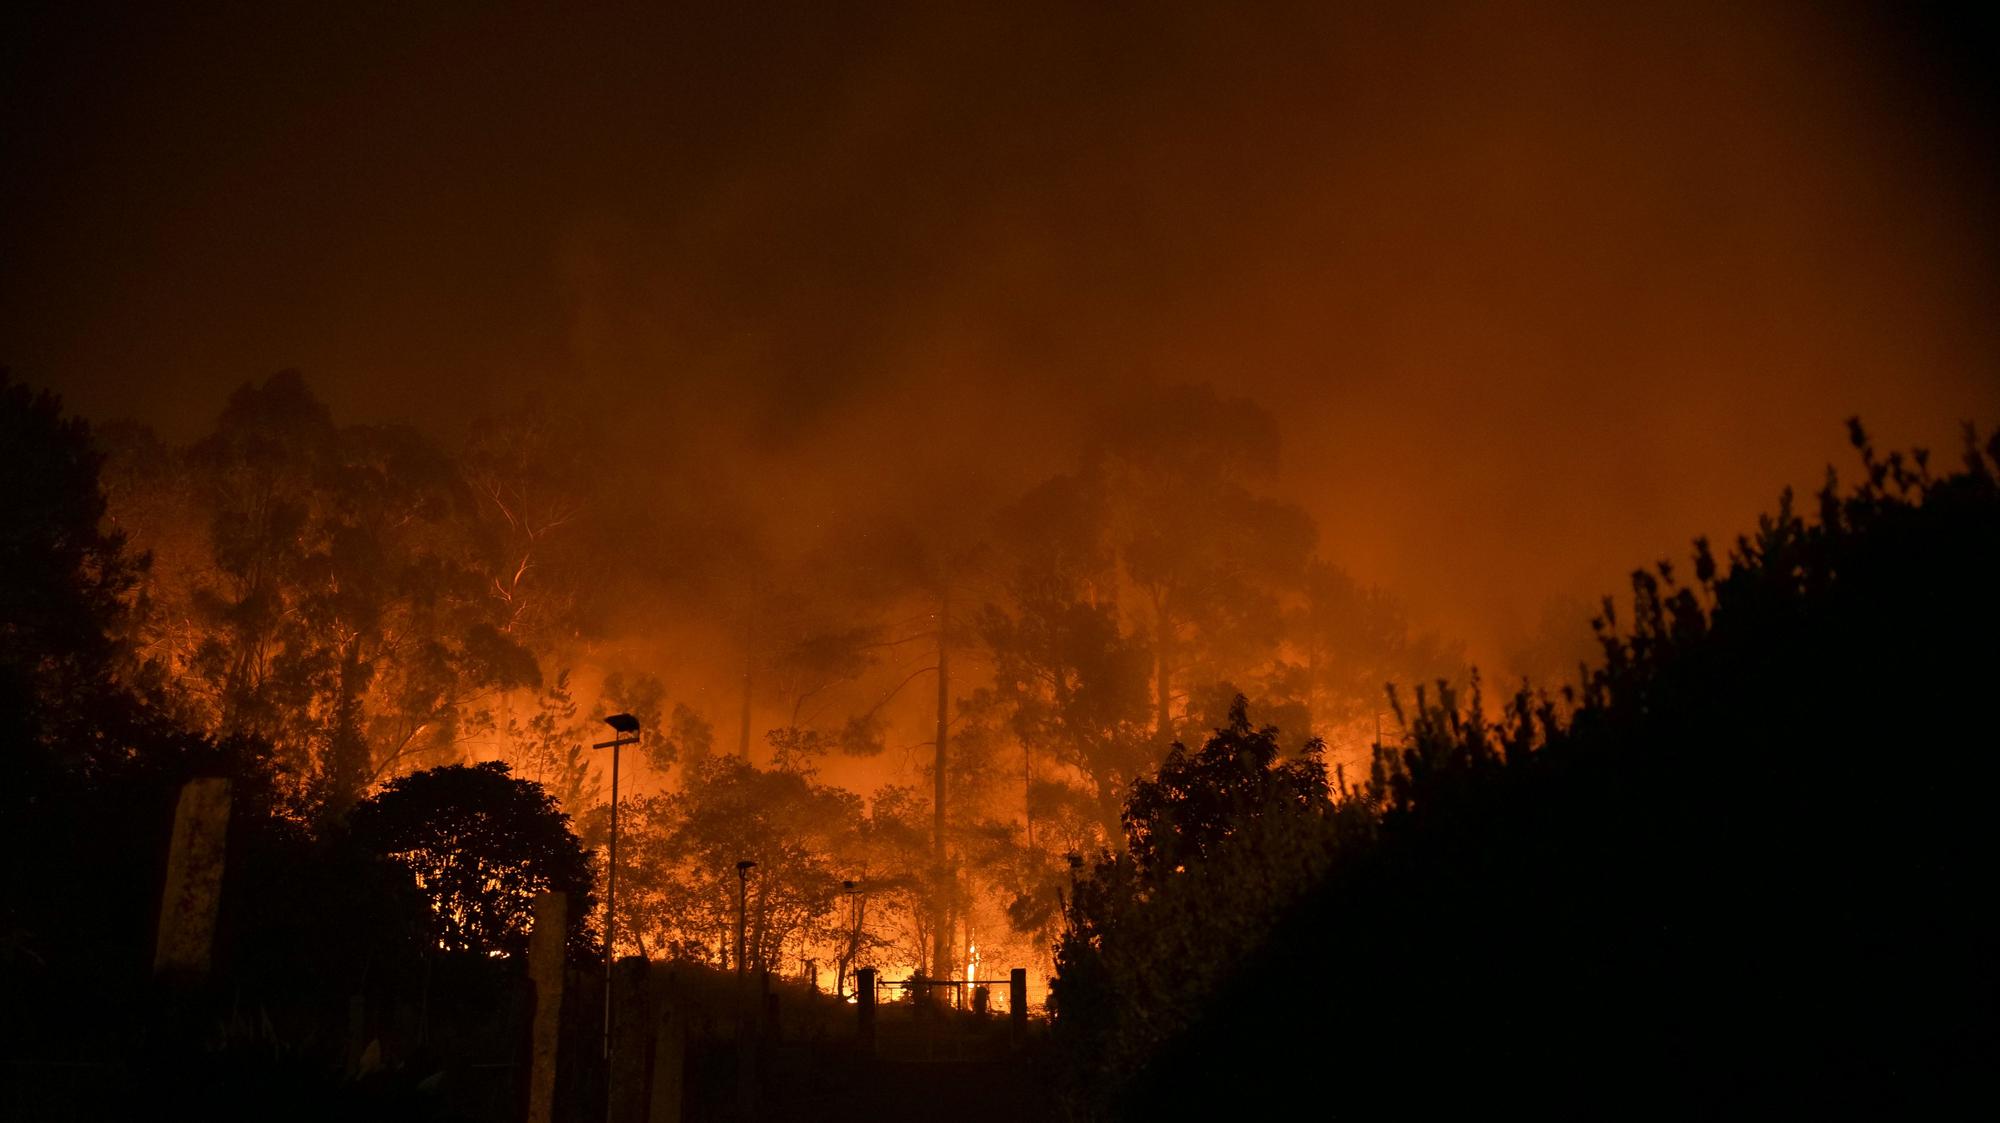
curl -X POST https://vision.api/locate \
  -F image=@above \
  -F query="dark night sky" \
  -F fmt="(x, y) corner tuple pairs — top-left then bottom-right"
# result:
(4, 1), (1997, 664)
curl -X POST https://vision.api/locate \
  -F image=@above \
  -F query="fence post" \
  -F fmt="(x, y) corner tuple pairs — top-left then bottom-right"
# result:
(525, 892), (568, 1123)
(857, 967), (877, 1054)
(1009, 968), (1028, 1050)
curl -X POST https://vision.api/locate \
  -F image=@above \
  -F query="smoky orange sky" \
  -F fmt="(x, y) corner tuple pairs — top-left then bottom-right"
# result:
(5, 0), (1997, 686)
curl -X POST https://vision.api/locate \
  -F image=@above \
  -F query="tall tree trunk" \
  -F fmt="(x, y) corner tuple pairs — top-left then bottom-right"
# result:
(1023, 740), (1034, 852)
(1305, 641), (1320, 740)
(322, 638), (370, 821)
(1153, 590), (1174, 740)
(930, 584), (953, 987)
(737, 606), (755, 757)
(1094, 772), (1126, 843)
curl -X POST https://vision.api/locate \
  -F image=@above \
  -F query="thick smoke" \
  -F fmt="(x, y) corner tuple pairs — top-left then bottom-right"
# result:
(4, 1), (1996, 777)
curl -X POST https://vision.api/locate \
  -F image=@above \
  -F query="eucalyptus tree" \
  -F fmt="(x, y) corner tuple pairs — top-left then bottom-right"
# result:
(1268, 558), (1466, 757)
(113, 372), (541, 817)
(1090, 384), (1316, 742)
(977, 385), (1317, 843)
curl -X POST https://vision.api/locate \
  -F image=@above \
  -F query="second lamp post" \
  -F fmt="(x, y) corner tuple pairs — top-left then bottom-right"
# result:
(593, 712), (641, 1062)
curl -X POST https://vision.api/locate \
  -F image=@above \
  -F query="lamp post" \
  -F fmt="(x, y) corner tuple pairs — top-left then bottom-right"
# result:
(735, 860), (757, 977)
(593, 712), (641, 1063)
(840, 879), (861, 998)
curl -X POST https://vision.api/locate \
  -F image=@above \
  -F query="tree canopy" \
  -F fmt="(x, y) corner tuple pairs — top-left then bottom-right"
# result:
(348, 761), (593, 956)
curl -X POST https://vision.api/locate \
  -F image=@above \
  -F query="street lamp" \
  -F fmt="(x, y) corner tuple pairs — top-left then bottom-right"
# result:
(593, 712), (641, 1062)
(841, 879), (864, 999)
(735, 860), (758, 977)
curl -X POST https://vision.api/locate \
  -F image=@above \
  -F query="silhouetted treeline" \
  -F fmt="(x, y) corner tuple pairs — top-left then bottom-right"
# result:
(1052, 421), (1999, 1118)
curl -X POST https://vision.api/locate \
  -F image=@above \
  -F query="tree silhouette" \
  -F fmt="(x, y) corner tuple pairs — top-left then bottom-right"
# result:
(348, 761), (592, 956)
(1122, 697), (1330, 877)
(0, 371), (141, 760)
(1050, 697), (1358, 1117)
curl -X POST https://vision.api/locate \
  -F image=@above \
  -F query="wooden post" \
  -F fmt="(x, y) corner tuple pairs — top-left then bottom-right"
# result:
(857, 967), (878, 1053)
(647, 969), (685, 1123)
(609, 957), (652, 1123)
(525, 892), (568, 1123)
(154, 777), (231, 978)
(1009, 968), (1028, 1050)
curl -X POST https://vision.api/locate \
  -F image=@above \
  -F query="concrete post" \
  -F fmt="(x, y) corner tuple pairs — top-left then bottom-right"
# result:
(525, 891), (568, 1123)
(1009, 968), (1028, 1050)
(857, 967), (877, 1053)
(736, 968), (765, 1119)
(647, 969), (685, 1123)
(346, 994), (368, 1077)
(608, 956), (652, 1123)
(154, 777), (231, 978)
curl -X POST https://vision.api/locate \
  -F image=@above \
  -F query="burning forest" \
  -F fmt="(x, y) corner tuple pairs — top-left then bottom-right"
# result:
(80, 371), (1468, 1004)
(3, 3), (1997, 1121)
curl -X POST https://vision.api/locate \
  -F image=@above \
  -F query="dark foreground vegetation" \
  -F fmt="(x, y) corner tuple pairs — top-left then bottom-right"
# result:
(1051, 420), (1999, 1117)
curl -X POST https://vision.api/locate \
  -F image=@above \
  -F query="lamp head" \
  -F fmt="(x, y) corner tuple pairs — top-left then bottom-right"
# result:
(603, 712), (641, 735)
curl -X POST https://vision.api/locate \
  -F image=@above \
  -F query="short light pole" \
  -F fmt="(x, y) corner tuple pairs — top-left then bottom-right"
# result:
(593, 713), (641, 1063)
(735, 860), (757, 977)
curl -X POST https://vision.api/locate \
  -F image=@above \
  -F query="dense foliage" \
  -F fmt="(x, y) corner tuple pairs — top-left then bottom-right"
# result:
(1054, 421), (2000, 1117)
(100, 372), (549, 821)
(349, 761), (593, 956)
(1051, 700), (1368, 1105)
